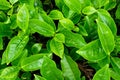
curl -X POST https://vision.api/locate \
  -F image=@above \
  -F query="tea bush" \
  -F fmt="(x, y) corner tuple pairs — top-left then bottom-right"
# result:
(0, 0), (120, 80)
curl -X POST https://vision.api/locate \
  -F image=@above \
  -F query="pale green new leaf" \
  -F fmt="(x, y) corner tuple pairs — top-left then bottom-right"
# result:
(0, 66), (20, 80)
(97, 20), (115, 55)
(82, 6), (97, 15)
(34, 74), (46, 80)
(21, 54), (44, 71)
(49, 10), (64, 20)
(41, 56), (64, 80)
(54, 33), (65, 43)
(1, 35), (29, 64)
(61, 55), (81, 80)
(76, 40), (107, 62)
(50, 38), (64, 58)
(9, 0), (18, 5)
(64, 0), (81, 13)
(29, 19), (55, 37)
(31, 43), (42, 54)
(59, 18), (74, 31)
(17, 4), (29, 31)
(93, 64), (110, 80)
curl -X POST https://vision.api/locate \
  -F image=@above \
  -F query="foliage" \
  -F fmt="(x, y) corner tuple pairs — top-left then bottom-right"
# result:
(0, 0), (120, 80)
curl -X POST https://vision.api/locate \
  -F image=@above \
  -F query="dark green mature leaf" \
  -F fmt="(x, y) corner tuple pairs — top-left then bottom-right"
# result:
(104, 0), (116, 10)
(97, 9), (117, 36)
(55, 0), (64, 10)
(93, 64), (110, 80)
(0, 66), (20, 80)
(60, 29), (86, 48)
(17, 4), (29, 31)
(29, 19), (55, 37)
(64, 0), (81, 13)
(61, 55), (81, 80)
(91, 0), (109, 8)
(97, 20), (115, 55)
(0, 37), (3, 50)
(110, 69), (120, 80)
(49, 10), (64, 20)
(34, 74), (46, 80)
(0, 0), (12, 10)
(76, 40), (107, 62)
(111, 57), (120, 74)
(50, 38), (64, 58)
(41, 56), (64, 80)
(82, 6), (97, 15)
(116, 4), (120, 19)
(0, 23), (12, 37)
(1, 34), (29, 64)
(21, 54), (44, 71)
(31, 43), (42, 54)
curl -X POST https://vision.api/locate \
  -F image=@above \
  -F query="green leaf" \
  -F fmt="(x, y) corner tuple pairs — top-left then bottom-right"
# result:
(116, 4), (120, 19)
(49, 10), (64, 20)
(61, 55), (81, 80)
(76, 40), (107, 62)
(93, 64), (110, 80)
(0, 23), (12, 37)
(97, 9), (117, 36)
(31, 43), (42, 54)
(17, 4), (29, 31)
(34, 74), (46, 80)
(104, 0), (116, 10)
(55, 0), (64, 10)
(0, 0), (12, 10)
(21, 54), (44, 71)
(54, 33), (65, 43)
(9, 0), (18, 5)
(110, 69), (120, 80)
(41, 56), (64, 80)
(82, 6), (97, 15)
(1, 35), (29, 64)
(29, 19), (55, 37)
(58, 18), (74, 31)
(97, 20), (115, 55)
(60, 29), (86, 48)
(91, 0), (109, 8)
(0, 37), (3, 50)
(111, 57), (120, 74)
(64, 0), (81, 13)
(50, 38), (64, 58)
(11, 49), (28, 66)
(0, 66), (20, 80)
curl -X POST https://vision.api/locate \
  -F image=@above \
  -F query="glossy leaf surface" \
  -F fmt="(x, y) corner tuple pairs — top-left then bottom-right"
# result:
(97, 20), (115, 55)
(76, 40), (107, 62)
(0, 66), (20, 80)
(2, 35), (29, 64)
(21, 54), (44, 71)
(50, 38), (64, 58)
(41, 56), (64, 80)
(17, 4), (29, 31)
(93, 64), (110, 80)
(29, 19), (55, 37)
(61, 55), (81, 80)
